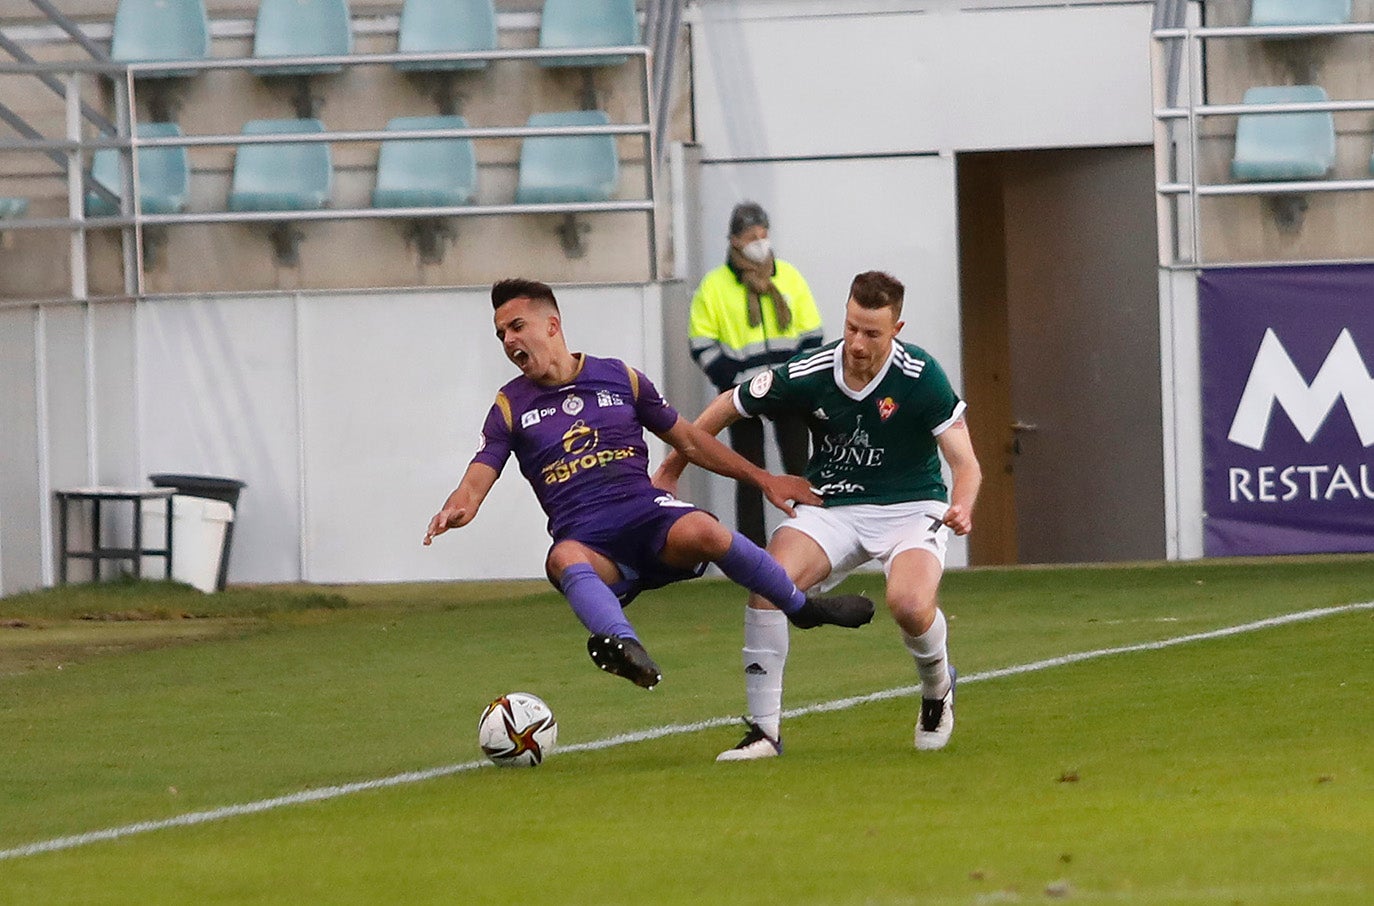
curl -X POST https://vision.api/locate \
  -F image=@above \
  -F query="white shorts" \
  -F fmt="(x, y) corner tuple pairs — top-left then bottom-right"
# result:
(777, 500), (950, 593)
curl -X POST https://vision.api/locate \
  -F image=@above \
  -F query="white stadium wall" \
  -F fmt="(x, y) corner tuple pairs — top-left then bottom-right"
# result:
(691, 0), (1155, 159)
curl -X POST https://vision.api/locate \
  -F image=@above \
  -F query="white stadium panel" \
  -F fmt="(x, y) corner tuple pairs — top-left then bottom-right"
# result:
(137, 296), (304, 584)
(692, 0), (1156, 160)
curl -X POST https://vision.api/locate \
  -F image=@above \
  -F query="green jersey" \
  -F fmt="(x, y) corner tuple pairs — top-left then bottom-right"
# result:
(734, 339), (965, 506)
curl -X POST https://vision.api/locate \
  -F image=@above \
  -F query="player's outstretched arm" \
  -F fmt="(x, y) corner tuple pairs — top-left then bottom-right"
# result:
(655, 415), (820, 516)
(651, 389), (743, 493)
(936, 419), (981, 536)
(423, 462), (500, 545)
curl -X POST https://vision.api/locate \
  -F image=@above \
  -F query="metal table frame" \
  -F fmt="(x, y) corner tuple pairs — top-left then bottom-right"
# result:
(55, 487), (175, 584)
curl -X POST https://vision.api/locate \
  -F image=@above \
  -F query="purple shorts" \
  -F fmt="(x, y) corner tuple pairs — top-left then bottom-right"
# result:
(556, 492), (710, 604)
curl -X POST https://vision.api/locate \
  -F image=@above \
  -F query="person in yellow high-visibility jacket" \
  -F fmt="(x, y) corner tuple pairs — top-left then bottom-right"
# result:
(688, 201), (825, 546)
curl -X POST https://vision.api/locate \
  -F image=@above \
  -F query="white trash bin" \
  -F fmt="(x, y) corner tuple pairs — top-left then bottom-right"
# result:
(141, 495), (235, 593)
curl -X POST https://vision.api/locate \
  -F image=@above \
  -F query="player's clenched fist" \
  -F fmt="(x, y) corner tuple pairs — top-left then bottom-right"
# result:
(942, 504), (973, 536)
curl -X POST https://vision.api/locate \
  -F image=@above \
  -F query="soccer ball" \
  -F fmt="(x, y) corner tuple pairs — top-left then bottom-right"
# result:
(478, 692), (558, 767)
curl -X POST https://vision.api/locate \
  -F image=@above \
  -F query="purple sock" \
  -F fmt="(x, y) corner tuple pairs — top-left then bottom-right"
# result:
(714, 532), (807, 615)
(559, 563), (638, 640)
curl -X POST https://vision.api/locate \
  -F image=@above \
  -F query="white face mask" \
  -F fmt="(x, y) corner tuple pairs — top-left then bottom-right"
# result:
(740, 237), (772, 263)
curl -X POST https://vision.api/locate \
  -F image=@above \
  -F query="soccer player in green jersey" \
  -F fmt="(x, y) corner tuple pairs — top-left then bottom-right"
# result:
(654, 271), (981, 756)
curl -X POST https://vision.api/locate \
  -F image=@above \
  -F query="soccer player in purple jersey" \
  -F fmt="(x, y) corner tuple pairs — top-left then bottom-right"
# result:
(424, 279), (874, 689)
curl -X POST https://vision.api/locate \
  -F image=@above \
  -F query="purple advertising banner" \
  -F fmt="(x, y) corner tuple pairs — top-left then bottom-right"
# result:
(1199, 264), (1374, 556)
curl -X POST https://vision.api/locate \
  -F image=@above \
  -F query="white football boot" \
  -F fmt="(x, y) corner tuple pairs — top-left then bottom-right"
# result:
(716, 719), (782, 761)
(915, 666), (956, 751)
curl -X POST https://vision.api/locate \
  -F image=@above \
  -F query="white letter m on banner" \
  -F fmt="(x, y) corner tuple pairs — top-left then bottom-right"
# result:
(1228, 329), (1374, 452)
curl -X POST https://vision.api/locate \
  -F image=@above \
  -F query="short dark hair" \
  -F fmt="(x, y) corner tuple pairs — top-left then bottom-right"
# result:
(849, 271), (904, 319)
(729, 201), (769, 237)
(492, 278), (559, 311)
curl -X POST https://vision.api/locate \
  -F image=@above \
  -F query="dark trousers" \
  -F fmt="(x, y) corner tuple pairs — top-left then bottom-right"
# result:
(727, 412), (811, 547)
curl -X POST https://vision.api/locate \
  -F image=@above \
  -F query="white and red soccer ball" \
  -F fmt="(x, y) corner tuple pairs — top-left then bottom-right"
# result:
(478, 692), (558, 767)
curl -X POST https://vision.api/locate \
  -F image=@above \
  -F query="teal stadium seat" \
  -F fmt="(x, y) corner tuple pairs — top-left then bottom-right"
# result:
(538, 0), (638, 68)
(372, 116), (477, 208)
(85, 122), (190, 216)
(228, 119), (332, 211)
(395, 0), (497, 72)
(1231, 86), (1335, 181)
(254, 0), (353, 76)
(1250, 0), (1350, 27)
(110, 0), (210, 77)
(516, 111), (618, 204)
(0, 197), (27, 222)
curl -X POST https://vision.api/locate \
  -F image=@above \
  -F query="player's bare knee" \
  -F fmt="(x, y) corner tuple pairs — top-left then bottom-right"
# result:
(667, 513), (732, 561)
(886, 593), (937, 632)
(545, 542), (587, 577)
(699, 523), (734, 560)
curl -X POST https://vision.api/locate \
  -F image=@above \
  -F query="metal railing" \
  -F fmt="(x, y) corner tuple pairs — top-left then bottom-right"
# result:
(645, 0), (685, 163)
(0, 27), (685, 299)
(1152, 17), (1374, 266)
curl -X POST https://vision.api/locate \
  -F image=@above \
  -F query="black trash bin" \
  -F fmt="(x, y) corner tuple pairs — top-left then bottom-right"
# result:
(148, 474), (246, 592)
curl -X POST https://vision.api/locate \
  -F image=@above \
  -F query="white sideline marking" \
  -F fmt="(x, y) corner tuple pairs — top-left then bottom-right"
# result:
(2, 600), (1369, 863)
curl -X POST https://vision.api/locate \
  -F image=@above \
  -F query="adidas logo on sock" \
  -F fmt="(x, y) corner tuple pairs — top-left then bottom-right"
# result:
(744, 662), (767, 675)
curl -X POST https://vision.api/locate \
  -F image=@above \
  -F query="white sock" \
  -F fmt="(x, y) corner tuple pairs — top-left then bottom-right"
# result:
(903, 608), (951, 700)
(742, 606), (789, 739)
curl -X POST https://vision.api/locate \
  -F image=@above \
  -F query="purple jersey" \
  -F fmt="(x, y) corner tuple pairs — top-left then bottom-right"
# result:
(470, 354), (681, 539)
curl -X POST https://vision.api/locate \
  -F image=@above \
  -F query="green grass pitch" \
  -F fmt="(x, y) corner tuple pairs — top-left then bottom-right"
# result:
(1, 557), (1371, 903)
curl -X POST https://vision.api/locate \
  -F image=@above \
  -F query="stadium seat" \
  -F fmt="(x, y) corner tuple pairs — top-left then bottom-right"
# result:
(85, 122), (190, 216)
(227, 119), (333, 212)
(372, 116), (477, 209)
(110, 0), (210, 77)
(253, 0), (353, 76)
(538, 0), (638, 68)
(1231, 86), (1335, 181)
(373, 115), (476, 264)
(516, 111), (618, 203)
(1249, 0), (1350, 27)
(395, 0), (497, 72)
